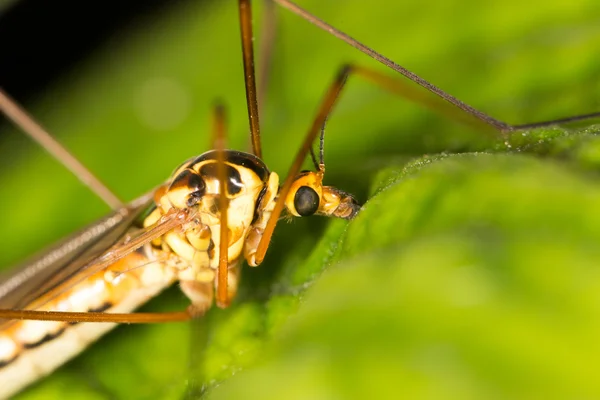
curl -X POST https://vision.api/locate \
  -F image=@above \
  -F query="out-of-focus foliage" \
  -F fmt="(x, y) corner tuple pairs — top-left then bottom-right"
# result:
(1, 0), (599, 398)
(211, 152), (600, 399)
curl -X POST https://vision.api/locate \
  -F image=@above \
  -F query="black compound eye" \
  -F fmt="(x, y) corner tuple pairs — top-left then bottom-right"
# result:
(293, 186), (320, 217)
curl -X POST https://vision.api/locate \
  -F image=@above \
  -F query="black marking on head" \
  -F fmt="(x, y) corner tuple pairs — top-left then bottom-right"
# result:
(294, 186), (320, 217)
(170, 169), (198, 191)
(23, 327), (66, 349)
(169, 169), (206, 206)
(200, 162), (244, 196)
(251, 185), (268, 225)
(88, 302), (112, 313)
(193, 150), (269, 182)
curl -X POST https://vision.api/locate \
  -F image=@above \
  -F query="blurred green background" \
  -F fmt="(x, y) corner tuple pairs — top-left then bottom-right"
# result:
(1, 0), (600, 398)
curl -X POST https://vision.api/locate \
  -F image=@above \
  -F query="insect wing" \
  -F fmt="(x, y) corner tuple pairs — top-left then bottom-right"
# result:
(0, 191), (154, 312)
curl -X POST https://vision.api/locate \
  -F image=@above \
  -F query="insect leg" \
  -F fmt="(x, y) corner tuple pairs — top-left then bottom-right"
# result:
(340, 65), (600, 134)
(0, 89), (122, 208)
(180, 280), (214, 317)
(210, 102), (227, 149)
(257, 0), (278, 116)
(239, 0), (262, 158)
(272, 0), (510, 133)
(512, 112), (600, 130)
(254, 65), (351, 265)
(213, 102), (231, 308)
(274, 0), (600, 134)
(0, 309), (192, 323)
(257, 61), (498, 262)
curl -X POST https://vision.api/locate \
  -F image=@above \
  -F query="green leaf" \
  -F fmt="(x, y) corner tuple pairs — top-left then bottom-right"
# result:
(209, 151), (600, 399)
(1, 0), (598, 398)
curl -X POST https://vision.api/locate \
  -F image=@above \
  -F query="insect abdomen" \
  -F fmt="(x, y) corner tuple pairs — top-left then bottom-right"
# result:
(0, 249), (175, 399)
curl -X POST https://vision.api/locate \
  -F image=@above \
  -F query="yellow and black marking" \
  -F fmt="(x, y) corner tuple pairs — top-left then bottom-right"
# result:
(22, 328), (66, 350)
(0, 354), (17, 369)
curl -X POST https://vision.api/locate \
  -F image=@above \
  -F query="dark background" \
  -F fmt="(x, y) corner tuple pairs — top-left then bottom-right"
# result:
(0, 0), (194, 101)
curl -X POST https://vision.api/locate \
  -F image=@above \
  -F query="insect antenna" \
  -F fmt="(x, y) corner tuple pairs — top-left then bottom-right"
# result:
(309, 119), (327, 172)
(255, 66), (351, 264)
(0, 89), (122, 208)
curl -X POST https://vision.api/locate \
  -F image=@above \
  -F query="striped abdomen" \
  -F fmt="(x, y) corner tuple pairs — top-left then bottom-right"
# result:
(0, 247), (175, 398)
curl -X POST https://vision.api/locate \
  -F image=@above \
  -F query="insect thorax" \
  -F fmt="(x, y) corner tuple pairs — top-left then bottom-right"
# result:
(143, 150), (279, 284)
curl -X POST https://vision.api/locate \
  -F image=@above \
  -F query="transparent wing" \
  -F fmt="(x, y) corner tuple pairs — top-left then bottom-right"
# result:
(0, 190), (191, 312)
(24, 205), (193, 312)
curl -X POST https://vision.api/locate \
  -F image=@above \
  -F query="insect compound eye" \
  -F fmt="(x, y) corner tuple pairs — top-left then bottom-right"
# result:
(293, 186), (320, 217)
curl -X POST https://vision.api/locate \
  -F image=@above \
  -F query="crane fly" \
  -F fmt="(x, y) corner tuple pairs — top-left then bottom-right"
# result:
(1, 0), (599, 398)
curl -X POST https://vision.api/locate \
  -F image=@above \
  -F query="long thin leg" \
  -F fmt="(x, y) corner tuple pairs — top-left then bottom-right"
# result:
(255, 65), (350, 264)
(252, 49), (600, 264)
(349, 65), (600, 132)
(348, 65), (500, 135)
(257, 59), (581, 264)
(257, 0), (278, 116)
(274, 0), (600, 133)
(0, 309), (192, 323)
(304, 63), (497, 169)
(513, 112), (600, 130)
(239, 0), (262, 158)
(272, 0), (511, 133)
(210, 102), (227, 149)
(0, 89), (122, 208)
(212, 103), (231, 308)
